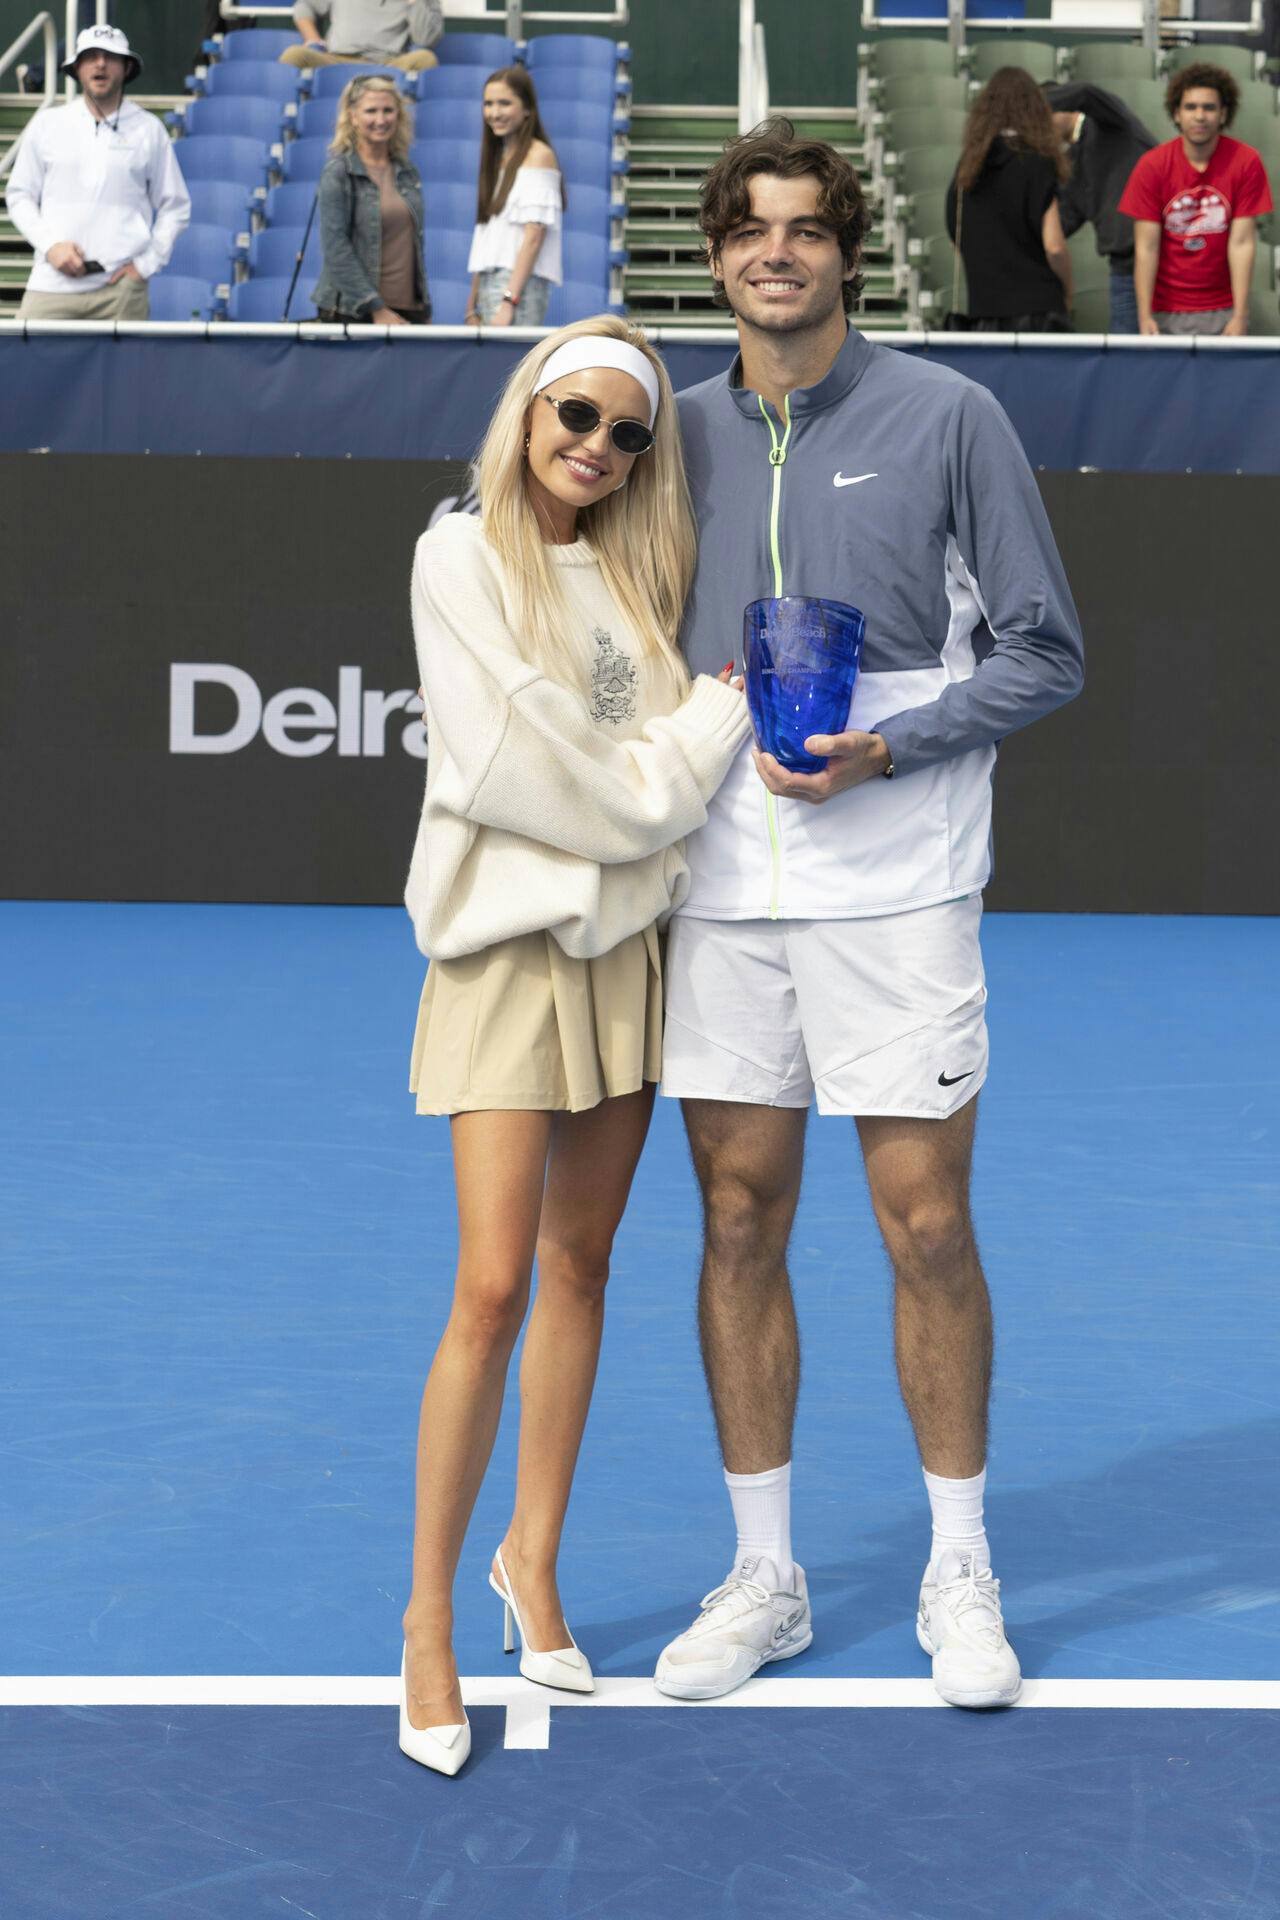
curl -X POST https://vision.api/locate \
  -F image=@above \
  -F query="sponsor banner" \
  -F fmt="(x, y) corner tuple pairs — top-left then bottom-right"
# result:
(2, 333), (1280, 473)
(2, 455), (1277, 913)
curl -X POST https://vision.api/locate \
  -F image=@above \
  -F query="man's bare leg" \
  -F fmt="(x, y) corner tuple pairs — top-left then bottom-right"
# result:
(682, 1099), (808, 1473)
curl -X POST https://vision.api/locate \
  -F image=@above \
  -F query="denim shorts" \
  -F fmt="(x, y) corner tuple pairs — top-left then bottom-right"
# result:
(474, 268), (550, 325)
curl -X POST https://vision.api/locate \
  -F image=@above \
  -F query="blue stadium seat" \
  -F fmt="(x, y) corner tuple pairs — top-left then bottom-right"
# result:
(187, 179), (255, 230)
(167, 222), (238, 284)
(561, 230), (610, 283)
(422, 181), (478, 228)
(281, 137), (337, 182)
(545, 279), (615, 326)
(295, 95), (342, 138)
(264, 181), (321, 226)
(412, 98), (483, 140)
(308, 62), (402, 98)
(560, 183), (610, 232)
(149, 274), (221, 321)
(540, 101), (626, 145)
(530, 69), (629, 106)
(415, 66), (488, 102)
(553, 136), (623, 188)
(208, 28), (300, 63)
(227, 276), (316, 321)
(526, 36), (629, 73)
(175, 135), (274, 189)
(435, 33), (517, 67)
(199, 63), (304, 103)
(426, 276), (472, 323)
(248, 225), (324, 280)
(424, 228), (473, 282)
(179, 95), (287, 143)
(410, 137), (482, 185)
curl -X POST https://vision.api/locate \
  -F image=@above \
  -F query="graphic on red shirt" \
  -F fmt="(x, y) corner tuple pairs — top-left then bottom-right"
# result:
(1117, 135), (1273, 311)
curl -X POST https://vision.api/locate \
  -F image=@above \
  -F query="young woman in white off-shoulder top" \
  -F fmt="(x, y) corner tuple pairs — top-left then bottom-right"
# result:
(465, 65), (563, 326)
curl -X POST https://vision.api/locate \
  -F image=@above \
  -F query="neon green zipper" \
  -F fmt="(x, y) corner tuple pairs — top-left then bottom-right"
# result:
(758, 394), (793, 917)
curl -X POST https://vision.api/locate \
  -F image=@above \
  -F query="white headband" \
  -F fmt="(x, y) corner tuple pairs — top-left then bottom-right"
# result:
(532, 337), (661, 427)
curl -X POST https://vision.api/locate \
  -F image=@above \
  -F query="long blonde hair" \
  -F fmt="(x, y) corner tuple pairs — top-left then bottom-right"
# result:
(474, 316), (695, 701)
(329, 74), (414, 164)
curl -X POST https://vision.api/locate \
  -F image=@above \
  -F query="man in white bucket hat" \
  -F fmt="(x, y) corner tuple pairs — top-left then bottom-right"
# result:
(6, 25), (190, 321)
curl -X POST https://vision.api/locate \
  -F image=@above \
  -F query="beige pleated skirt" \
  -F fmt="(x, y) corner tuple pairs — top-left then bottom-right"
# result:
(409, 923), (664, 1115)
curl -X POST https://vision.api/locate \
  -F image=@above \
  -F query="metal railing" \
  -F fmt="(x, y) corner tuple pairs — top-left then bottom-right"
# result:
(738, 0), (768, 134)
(218, 1), (630, 31)
(859, 0), (1264, 57)
(1, 2), (110, 183)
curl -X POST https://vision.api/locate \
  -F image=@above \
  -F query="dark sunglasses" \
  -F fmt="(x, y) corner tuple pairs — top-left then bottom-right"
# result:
(543, 393), (655, 457)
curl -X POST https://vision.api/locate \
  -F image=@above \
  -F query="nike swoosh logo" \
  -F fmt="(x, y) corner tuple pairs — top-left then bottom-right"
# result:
(833, 472), (878, 487)
(938, 1070), (975, 1087)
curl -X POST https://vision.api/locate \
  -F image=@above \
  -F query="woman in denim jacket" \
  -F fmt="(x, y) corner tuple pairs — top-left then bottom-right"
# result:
(312, 73), (430, 324)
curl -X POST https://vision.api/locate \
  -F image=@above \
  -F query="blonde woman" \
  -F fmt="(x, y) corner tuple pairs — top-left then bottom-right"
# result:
(399, 317), (750, 1775)
(312, 73), (429, 324)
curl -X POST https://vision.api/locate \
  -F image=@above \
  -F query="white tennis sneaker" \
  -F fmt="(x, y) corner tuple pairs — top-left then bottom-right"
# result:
(917, 1550), (1022, 1708)
(654, 1556), (812, 1700)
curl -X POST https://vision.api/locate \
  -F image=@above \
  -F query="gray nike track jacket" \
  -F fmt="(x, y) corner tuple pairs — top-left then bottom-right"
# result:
(674, 327), (1085, 920)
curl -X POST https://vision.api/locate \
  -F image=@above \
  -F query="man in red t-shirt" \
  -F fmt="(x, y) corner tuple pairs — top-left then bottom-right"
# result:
(1118, 61), (1272, 335)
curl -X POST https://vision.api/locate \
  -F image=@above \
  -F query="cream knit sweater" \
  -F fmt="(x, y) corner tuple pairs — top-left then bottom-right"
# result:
(405, 513), (751, 961)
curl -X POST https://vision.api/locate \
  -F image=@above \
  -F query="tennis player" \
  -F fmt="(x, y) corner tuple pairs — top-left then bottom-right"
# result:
(398, 317), (750, 1773)
(653, 122), (1084, 1708)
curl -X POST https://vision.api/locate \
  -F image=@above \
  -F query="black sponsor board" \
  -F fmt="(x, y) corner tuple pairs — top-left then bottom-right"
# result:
(2, 455), (1277, 913)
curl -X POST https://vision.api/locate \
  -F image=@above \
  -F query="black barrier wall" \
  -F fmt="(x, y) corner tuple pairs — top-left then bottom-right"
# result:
(3, 454), (1276, 915)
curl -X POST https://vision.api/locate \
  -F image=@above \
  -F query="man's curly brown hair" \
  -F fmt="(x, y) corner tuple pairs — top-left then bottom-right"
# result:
(1164, 62), (1240, 126)
(698, 117), (869, 311)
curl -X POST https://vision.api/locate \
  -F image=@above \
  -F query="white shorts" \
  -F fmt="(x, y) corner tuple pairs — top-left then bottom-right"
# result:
(660, 896), (988, 1118)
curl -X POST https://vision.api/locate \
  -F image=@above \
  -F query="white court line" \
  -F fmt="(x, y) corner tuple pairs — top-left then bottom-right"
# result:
(4, 1676), (1279, 1751)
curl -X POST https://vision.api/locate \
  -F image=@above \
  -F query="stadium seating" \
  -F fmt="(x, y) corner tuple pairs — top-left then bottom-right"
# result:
(176, 136), (274, 191)
(178, 95), (290, 144)
(411, 98), (485, 141)
(227, 277), (314, 321)
(208, 28), (300, 64)
(561, 183), (614, 233)
(883, 107), (969, 155)
(562, 231), (610, 284)
(552, 136), (623, 189)
(963, 40), (1061, 83)
(415, 67), (488, 102)
(1165, 43), (1259, 83)
(410, 138), (483, 185)
(422, 182), (478, 229)
(198, 63), (305, 104)
(187, 180), (255, 231)
(148, 275), (222, 321)
(863, 36), (956, 81)
(529, 70), (628, 108)
(281, 137), (341, 182)
(545, 279), (619, 325)
(1067, 43), (1158, 86)
(541, 102), (627, 145)
(308, 63), (401, 98)
(423, 228), (473, 283)
(294, 97), (344, 139)
(263, 182), (321, 227)
(167, 223), (238, 286)
(875, 73), (970, 115)
(424, 276), (471, 322)
(435, 34), (517, 68)
(248, 226), (324, 281)
(525, 36), (629, 74)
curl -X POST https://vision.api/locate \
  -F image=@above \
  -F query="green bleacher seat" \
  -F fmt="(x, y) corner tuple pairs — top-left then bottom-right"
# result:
(1068, 44), (1158, 87)
(1066, 232), (1111, 292)
(1072, 285), (1111, 331)
(876, 73), (971, 116)
(892, 146), (957, 248)
(883, 107), (969, 154)
(863, 36), (957, 80)
(914, 232), (961, 320)
(1165, 43), (1259, 85)
(963, 39), (1061, 84)
(1124, 79), (1172, 136)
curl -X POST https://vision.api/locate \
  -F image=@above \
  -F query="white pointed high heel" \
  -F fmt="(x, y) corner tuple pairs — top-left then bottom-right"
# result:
(398, 1646), (470, 1776)
(488, 1546), (594, 1693)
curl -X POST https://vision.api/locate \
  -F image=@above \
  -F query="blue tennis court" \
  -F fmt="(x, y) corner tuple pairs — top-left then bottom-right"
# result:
(3, 903), (1278, 1917)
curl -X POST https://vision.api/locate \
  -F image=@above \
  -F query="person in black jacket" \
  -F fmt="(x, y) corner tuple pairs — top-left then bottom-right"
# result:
(946, 67), (1074, 330)
(1043, 82), (1157, 333)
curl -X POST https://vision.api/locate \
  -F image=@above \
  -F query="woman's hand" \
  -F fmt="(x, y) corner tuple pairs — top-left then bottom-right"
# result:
(717, 664), (744, 691)
(464, 307), (480, 324)
(372, 306), (408, 326)
(489, 297), (514, 328)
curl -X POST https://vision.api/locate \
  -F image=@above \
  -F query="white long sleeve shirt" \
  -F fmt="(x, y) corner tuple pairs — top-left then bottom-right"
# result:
(5, 97), (190, 295)
(404, 513), (751, 960)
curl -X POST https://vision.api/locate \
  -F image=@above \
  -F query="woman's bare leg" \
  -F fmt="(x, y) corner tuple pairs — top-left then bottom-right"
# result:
(495, 1085), (656, 1649)
(402, 1108), (552, 1730)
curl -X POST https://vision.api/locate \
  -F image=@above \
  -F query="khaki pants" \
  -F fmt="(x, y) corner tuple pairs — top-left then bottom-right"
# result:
(18, 275), (150, 320)
(279, 45), (439, 72)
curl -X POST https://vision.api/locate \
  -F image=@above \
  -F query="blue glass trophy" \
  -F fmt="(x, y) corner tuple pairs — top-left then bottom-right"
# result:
(743, 596), (866, 774)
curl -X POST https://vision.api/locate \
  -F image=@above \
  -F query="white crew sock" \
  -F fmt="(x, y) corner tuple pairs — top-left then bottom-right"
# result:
(725, 1462), (794, 1592)
(923, 1466), (990, 1574)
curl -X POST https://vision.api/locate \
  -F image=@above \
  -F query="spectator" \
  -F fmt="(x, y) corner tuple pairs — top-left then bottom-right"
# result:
(1118, 62), (1272, 336)
(6, 24), (189, 322)
(465, 67), (563, 326)
(945, 67), (1073, 331)
(282, 2), (441, 75)
(1043, 82), (1157, 333)
(312, 73), (430, 325)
